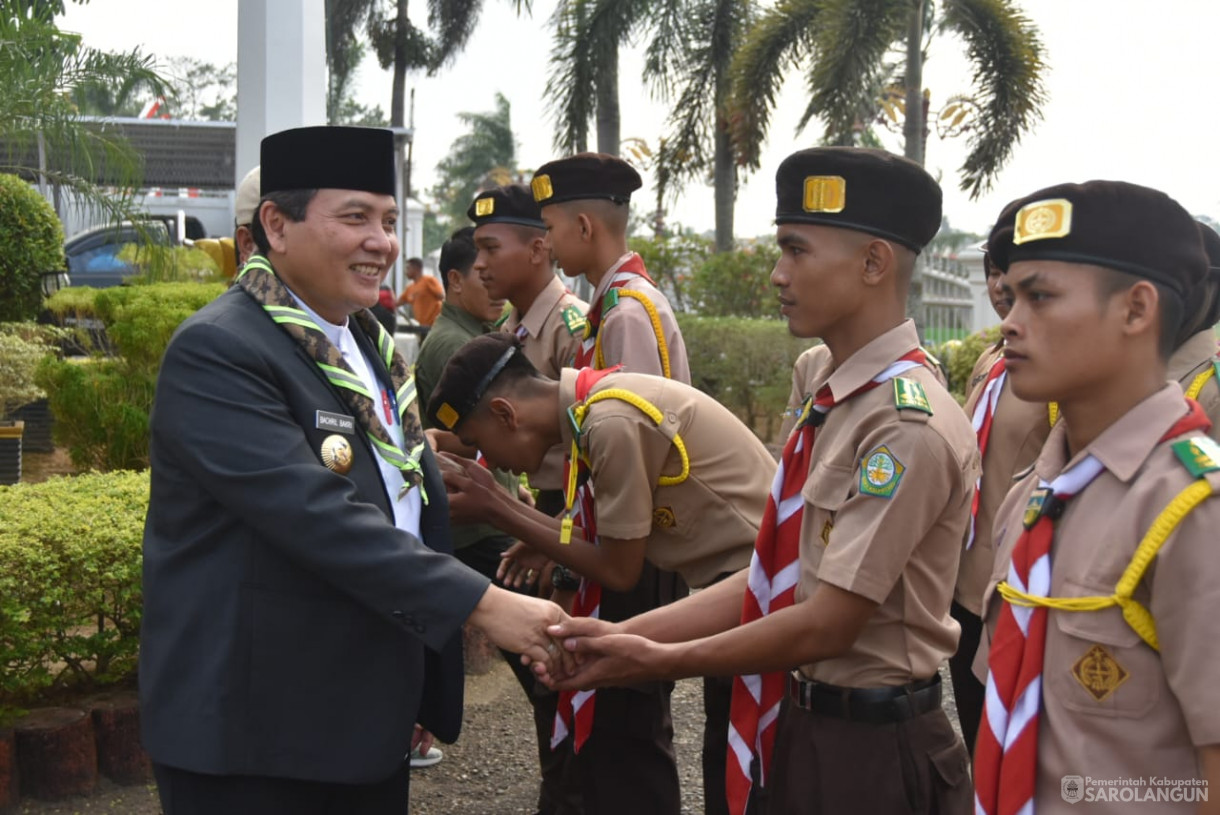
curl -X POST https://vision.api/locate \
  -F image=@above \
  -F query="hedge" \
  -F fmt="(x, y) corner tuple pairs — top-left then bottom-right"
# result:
(0, 173), (65, 323)
(0, 471), (148, 725)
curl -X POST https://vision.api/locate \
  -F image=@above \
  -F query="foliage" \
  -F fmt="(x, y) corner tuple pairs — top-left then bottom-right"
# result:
(928, 324), (999, 402)
(117, 243), (224, 285)
(629, 233), (712, 313)
(0, 7), (166, 226)
(678, 313), (814, 442)
(39, 282), (225, 469)
(163, 57), (236, 121)
(689, 240), (779, 318)
(0, 172), (65, 322)
(0, 329), (54, 415)
(0, 470), (148, 723)
(430, 92), (521, 227)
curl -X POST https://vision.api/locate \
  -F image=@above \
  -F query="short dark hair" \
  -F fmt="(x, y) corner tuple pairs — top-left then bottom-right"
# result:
(439, 227), (477, 293)
(1096, 267), (1183, 361)
(250, 189), (317, 254)
(406, 257), (424, 268)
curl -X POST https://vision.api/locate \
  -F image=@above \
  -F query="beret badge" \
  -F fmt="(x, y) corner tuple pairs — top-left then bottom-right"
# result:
(531, 174), (554, 203)
(475, 197), (495, 216)
(803, 176), (846, 213)
(1014, 199), (1073, 245)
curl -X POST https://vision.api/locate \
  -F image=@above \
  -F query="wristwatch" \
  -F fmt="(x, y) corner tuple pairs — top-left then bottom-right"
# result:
(551, 564), (582, 591)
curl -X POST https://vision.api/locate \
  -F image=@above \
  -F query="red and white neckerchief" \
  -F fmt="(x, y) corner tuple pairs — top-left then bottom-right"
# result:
(551, 365), (619, 753)
(973, 400), (1210, 815)
(966, 355), (1008, 550)
(573, 253), (655, 369)
(725, 348), (928, 815)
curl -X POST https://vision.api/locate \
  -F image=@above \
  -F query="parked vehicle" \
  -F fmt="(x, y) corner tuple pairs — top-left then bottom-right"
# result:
(63, 214), (203, 288)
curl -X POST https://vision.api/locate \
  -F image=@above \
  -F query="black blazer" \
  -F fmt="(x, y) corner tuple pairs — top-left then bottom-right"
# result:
(139, 286), (489, 784)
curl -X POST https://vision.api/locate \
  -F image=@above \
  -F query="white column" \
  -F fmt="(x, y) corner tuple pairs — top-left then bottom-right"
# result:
(235, 0), (327, 185)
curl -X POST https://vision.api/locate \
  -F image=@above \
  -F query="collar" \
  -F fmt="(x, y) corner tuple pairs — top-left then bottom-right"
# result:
(590, 251), (638, 304)
(437, 301), (491, 336)
(1168, 330), (1220, 383)
(1035, 382), (1189, 484)
(516, 275), (567, 338)
(287, 289), (356, 356)
(557, 368), (580, 447)
(823, 320), (922, 401)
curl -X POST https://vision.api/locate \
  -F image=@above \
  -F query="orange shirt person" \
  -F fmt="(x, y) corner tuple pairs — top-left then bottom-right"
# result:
(398, 257), (445, 327)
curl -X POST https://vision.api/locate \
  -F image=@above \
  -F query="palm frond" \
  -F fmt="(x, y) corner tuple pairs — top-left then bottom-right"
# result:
(941, 0), (1047, 198)
(728, 0), (822, 169)
(544, 0), (596, 152)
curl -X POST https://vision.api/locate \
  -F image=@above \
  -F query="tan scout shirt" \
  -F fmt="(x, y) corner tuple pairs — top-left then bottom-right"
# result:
(794, 321), (980, 687)
(978, 384), (1220, 812)
(502, 275), (588, 490)
(954, 343), (1052, 615)
(1169, 329), (1220, 439)
(556, 368), (772, 588)
(590, 253), (692, 385)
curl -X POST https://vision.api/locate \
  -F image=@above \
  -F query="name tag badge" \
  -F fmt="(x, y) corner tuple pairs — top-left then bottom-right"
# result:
(316, 410), (356, 435)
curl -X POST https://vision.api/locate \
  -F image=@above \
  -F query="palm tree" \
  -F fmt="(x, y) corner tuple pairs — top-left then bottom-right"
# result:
(430, 91), (519, 226)
(730, 0), (1047, 199)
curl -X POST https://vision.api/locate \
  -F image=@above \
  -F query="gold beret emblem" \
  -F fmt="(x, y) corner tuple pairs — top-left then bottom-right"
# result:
(531, 174), (554, 203)
(436, 402), (460, 430)
(475, 196), (495, 217)
(803, 175), (846, 213)
(320, 434), (353, 474)
(1013, 198), (1073, 245)
(652, 507), (676, 529)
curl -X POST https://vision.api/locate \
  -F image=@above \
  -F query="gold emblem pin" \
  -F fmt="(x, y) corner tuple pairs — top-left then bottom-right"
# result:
(652, 507), (676, 529)
(1013, 198), (1073, 244)
(803, 175), (846, 213)
(436, 402), (460, 430)
(475, 196), (495, 216)
(320, 434), (354, 474)
(1071, 643), (1129, 702)
(531, 174), (554, 203)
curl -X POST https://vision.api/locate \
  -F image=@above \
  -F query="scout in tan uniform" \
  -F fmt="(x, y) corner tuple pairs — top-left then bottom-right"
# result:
(428, 333), (773, 815)
(972, 181), (1220, 815)
(543, 147), (980, 815)
(1167, 223), (1220, 435)
(948, 239), (1054, 754)
(531, 153), (691, 383)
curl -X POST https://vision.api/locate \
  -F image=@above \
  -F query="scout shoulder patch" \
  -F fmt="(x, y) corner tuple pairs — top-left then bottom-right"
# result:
(561, 304), (587, 336)
(893, 377), (933, 415)
(859, 445), (905, 499)
(1172, 436), (1220, 478)
(1071, 643), (1129, 702)
(602, 288), (620, 313)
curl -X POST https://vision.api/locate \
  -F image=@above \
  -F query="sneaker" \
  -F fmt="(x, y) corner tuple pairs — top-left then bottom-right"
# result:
(409, 745), (444, 769)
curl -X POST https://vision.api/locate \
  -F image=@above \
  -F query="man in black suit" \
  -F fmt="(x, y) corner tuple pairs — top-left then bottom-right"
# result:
(140, 126), (570, 814)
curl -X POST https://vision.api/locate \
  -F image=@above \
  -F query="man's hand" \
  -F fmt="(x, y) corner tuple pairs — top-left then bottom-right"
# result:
(536, 622), (673, 690)
(468, 584), (578, 677)
(497, 541), (551, 589)
(438, 452), (504, 525)
(411, 724), (434, 756)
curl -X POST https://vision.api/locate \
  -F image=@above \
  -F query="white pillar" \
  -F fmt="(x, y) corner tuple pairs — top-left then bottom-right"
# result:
(235, 0), (327, 185)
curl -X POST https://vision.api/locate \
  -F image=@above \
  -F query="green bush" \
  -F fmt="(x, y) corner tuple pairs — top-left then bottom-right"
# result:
(0, 173), (65, 322)
(629, 233), (712, 313)
(39, 282), (225, 470)
(688, 241), (780, 319)
(118, 243), (224, 284)
(0, 471), (148, 724)
(929, 325), (1001, 403)
(678, 314), (815, 443)
(0, 329), (54, 415)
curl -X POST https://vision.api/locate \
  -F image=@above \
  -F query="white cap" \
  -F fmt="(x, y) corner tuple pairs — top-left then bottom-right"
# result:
(234, 166), (261, 227)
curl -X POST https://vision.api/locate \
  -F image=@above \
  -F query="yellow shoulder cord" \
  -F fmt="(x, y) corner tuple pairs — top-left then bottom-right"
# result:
(593, 290), (672, 379)
(560, 387), (691, 544)
(1048, 401), (1059, 427)
(1186, 366), (1216, 400)
(997, 478), (1214, 651)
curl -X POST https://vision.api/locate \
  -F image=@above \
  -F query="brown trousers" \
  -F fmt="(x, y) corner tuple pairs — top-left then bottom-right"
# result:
(765, 699), (972, 815)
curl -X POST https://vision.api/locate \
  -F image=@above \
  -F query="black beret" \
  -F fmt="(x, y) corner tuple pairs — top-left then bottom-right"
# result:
(531, 153), (642, 206)
(428, 334), (537, 431)
(988, 180), (1208, 297)
(774, 147), (942, 252)
(1179, 223), (1220, 343)
(467, 184), (545, 229)
(261, 126), (396, 196)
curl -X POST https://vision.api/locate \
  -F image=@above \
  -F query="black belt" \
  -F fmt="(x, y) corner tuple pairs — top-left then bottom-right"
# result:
(786, 673), (942, 725)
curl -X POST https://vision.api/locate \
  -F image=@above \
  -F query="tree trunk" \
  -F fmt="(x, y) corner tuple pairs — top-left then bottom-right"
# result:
(902, 0), (925, 165)
(595, 49), (620, 156)
(91, 695), (150, 785)
(390, 0), (409, 128)
(713, 119), (736, 252)
(0, 728), (16, 811)
(14, 708), (97, 801)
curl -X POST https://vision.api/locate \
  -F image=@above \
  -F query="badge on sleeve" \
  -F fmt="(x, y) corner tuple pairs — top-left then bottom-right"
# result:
(893, 377), (933, 415)
(859, 445), (905, 498)
(1171, 436), (1220, 478)
(562, 305), (587, 336)
(653, 507), (676, 528)
(1071, 644), (1129, 702)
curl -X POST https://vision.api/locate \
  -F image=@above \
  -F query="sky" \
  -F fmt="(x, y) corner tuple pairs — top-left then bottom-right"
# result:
(59, 0), (1220, 240)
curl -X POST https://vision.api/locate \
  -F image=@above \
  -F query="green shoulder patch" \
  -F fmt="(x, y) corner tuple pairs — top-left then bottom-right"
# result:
(859, 445), (905, 499)
(893, 377), (933, 415)
(562, 304), (587, 336)
(492, 309), (511, 328)
(1172, 436), (1220, 478)
(1213, 359), (1220, 381)
(603, 288), (620, 313)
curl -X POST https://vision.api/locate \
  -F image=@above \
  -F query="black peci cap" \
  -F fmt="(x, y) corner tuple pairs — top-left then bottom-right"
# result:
(988, 180), (1208, 297)
(261, 126), (396, 196)
(774, 147), (942, 253)
(428, 334), (538, 431)
(468, 184), (546, 229)
(530, 153), (642, 206)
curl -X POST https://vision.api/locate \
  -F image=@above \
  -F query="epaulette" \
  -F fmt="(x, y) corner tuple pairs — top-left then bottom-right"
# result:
(561, 304), (587, 336)
(602, 288), (620, 313)
(1171, 436), (1220, 478)
(893, 377), (933, 415)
